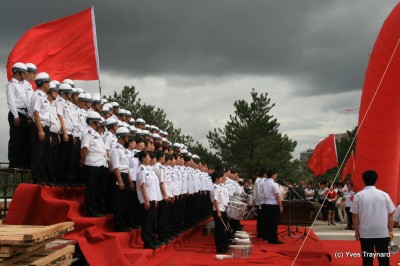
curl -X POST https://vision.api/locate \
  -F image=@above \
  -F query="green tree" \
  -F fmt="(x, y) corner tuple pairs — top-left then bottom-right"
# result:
(189, 142), (222, 169)
(105, 86), (194, 146)
(207, 89), (297, 178)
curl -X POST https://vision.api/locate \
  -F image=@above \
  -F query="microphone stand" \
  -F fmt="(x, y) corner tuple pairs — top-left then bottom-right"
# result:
(278, 180), (299, 238)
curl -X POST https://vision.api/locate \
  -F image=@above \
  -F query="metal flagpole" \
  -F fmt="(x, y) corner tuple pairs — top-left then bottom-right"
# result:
(91, 6), (101, 96)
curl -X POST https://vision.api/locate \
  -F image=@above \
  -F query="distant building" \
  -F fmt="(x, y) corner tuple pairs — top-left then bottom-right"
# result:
(300, 149), (314, 164)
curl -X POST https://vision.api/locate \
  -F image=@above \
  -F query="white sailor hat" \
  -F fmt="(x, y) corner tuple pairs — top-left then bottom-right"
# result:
(135, 118), (146, 124)
(86, 110), (102, 122)
(78, 93), (86, 100)
(117, 121), (124, 127)
(117, 109), (127, 115)
(154, 126), (160, 132)
(12, 62), (28, 73)
(129, 118), (135, 125)
(172, 143), (181, 149)
(128, 126), (137, 133)
(102, 106), (110, 113)
(145, 124), (151, 129)
(161, 138), (169, 143)
(25, 63), (37, 73)
(49, 81), (58, 90)
(101, 98), (108, 105)
(126, 110), (132, 117)
(152, 133), (161, 140)
(192, 154), (200, 160)
(62, 79), (75, 87)
(187, 152), (193, 157)
(34, 72), (50, 83)
(85, 93), (93, 102)
(92, 93), (101, 103)
(181, 149), (188, 155)
(58, 83), (72, 93)
(76, 88), (84, 94)
(52, 80), (61, 87)
(71, 88), (78, 95)
(100, 117), (107, 127)
(136, 128), (143, 135)
(105, 103), (113, 110)
(111, 102), (120, 108)
(142, 130), (150, 136)
(116, 127), (130, 138)
(105, 117), (118, 127)
(164, 131), (169, 137)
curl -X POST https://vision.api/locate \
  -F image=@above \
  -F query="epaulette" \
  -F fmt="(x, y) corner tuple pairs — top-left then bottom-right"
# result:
(140, 166), (144, 171)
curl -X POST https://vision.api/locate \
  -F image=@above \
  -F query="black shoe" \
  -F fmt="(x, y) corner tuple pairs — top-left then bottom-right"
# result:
(269, 240), (284, 244)
(87, 209), (106, 217)
(216, 249), (230, 254)
(143, 243), (158, 249)
(159, 238), (171, 244)
(114, 225), (132, 232)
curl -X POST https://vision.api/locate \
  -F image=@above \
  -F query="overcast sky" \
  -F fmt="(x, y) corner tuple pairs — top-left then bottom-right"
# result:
(0, 0), (398, 163)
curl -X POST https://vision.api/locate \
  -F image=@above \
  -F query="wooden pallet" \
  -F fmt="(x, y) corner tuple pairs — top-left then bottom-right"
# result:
(11, 245), (74, 266)
(0, 222), (74, 246)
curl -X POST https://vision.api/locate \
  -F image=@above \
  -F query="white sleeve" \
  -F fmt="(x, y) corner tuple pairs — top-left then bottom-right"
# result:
(110, 148), (120, 170)
(393, 205), (400, 223)
(6, 83), (18, 118)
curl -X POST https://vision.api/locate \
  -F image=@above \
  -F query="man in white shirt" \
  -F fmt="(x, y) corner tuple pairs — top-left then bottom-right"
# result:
(351, 170), (395, 266)
(30, 73), (51, 185)
(6, 62), (29, 168)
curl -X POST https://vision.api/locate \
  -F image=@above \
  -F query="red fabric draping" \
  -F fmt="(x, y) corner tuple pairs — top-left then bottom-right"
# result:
(4, 184), (331, 265)
(355, 2), (400, 203)
(6, 7), (99, 82)
(341, 152), (355, 182)
(307, 134), (338, 176)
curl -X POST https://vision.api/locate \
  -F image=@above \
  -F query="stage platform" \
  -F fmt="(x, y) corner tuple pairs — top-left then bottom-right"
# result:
(7, 184), (389, 265)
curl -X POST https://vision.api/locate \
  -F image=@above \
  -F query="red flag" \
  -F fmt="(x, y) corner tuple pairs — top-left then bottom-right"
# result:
(6, 7), (99, 81)
(307, 134), (338, 176)
(341, 151), (355, 182)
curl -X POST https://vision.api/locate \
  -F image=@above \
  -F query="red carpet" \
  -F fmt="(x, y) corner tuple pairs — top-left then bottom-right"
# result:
(5, 184), (333, 265)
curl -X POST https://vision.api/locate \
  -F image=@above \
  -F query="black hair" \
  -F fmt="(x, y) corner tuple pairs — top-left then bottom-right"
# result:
(154, 150), (165, 161)
(154, 142), (162, 150)
(165, 154), (172, 161)
(183, 156), (192, 162)
(362, 170), (378, 186)
(211, 170), (224, 183)
(267, 168), (277, 178)
(135, 135), (143, 144)
(137, 150), (149, 163)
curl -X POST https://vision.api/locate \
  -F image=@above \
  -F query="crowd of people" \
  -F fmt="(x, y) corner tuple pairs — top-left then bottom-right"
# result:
(5, 62), (250, 251)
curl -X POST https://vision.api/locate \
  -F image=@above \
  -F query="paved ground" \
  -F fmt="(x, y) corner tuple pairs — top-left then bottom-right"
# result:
(311, 219), (400, 241)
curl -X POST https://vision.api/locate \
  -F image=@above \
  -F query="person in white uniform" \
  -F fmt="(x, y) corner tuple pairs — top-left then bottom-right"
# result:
(30, 72), (52, 185)
(351, 170), (395, 266)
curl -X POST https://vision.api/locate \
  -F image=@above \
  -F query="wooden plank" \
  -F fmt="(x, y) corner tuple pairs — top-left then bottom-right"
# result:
(0, 238), (56, 258)
(14, 245), (75, 266)
(0, 222), (74, 245)
(0, 246), (45, 266)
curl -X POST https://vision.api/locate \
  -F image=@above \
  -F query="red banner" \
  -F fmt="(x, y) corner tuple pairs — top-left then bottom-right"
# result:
(307, 134), (338, 176)
(341, 151), (355, 182)
(6, 7), (99, 81)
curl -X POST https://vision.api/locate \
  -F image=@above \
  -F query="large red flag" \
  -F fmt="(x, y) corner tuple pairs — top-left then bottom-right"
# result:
(341, 151), (355, 182)
(6, 7), (99, 81)
(307, 134), (338, 176)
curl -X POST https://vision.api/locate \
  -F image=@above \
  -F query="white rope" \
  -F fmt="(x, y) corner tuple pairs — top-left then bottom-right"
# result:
(292, 38), (400, 266)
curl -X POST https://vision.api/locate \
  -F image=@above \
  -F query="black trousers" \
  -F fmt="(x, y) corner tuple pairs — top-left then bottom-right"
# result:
(47, 132), (60, 182)
(72, 137), (82, 183)
(30, 125), (50, 184)
(360, 237), (390, 266)
(84, 165), (106, 213)
(345, 207), (353, 228)
(8, 111), (28, 168)
(127, 189), (142, 226)
(213, 211), (229, 252)
(113, 173), (130, 227)
(141, 201), (158, 245)
(56, 134), (74, 182)
(262, 204), (280, 241)
(158, 200), (170, 238)
(257, 205), (265, 238)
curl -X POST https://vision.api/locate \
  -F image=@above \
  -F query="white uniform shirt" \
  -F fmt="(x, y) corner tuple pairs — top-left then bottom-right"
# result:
(126, 149), (139, 181)
(70, 103), (81, 138)
(304, 188), (315, 200)
(49, 101), (61, 134)
(152, 165), (163, 201)
(56, 97), (74, 134)
(136, 164), (159, 203)
(174, 166), (183, 196)
(24, 81), (34, 119)
(30, 90), (51, 126)
(350, 186), (395, 238)
(262, 178), (280, 205)
(164, 166), (173, 197)
(77, 108), (88, 139)
(103, 131), (117, 151)
(210, 183), (229, 212)
(343, 189), (355, 208)
(81, 129), (107, 167)
(110, 142), (129, 173)
(193, 170), (200, 193)
(181, 166), (188, 194)
(393, 205), (400, 223)
(6, 78), (28, 118)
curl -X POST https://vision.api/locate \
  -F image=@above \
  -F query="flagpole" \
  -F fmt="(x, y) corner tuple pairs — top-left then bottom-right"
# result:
(91, 6), (101, 96)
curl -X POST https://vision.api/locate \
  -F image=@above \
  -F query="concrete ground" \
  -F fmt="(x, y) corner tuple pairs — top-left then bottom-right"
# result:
(311, 219), (400, 241)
